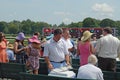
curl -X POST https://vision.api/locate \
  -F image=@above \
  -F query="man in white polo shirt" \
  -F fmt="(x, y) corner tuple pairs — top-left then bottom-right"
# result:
(43, 28), (70, 72)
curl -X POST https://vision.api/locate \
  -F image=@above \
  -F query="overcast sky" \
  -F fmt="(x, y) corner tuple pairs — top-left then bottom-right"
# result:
(0, 0), (119, 25)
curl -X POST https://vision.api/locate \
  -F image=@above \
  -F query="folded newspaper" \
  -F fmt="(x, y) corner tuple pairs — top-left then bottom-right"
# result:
(48, 66), (76, 78)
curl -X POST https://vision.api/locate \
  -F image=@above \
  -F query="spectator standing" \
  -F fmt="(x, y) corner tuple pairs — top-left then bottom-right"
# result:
(43, 28), (70, 72)
(14, 32), (26, 64)
(77, 54), (104, 80)
(34, 32), (40, 38)
(40, 37), (47, 57)
(26, 35), (41, 74)
(28, 32), (40, 44)
(95, 27), (120, 72)
(91, 35), (97, 48)
(2, 33), (15, 61)
(77, 31), (95, 66)
(0, 32), (8, 63)
(61, 29), (74, 58)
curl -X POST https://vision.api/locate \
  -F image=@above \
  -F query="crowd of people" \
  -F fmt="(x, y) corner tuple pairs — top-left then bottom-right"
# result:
(0, 27), (120, 79)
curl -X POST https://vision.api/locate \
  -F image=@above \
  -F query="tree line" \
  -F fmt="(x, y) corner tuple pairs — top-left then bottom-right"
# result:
(0, 17), (120, 36)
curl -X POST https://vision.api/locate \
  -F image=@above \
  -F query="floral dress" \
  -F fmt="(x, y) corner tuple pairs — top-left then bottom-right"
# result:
(27, 45), (40, 70)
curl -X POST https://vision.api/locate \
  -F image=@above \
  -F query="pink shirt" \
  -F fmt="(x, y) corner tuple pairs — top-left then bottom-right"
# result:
(78, 41), (91, 66)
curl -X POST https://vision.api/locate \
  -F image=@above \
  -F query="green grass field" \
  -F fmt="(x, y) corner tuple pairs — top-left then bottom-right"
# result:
(6, 36), (30, 46)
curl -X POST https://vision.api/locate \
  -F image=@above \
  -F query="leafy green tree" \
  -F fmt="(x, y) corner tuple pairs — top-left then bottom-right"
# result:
(58, 22), (67, 28)
(8, 22), (19, 34)
(52, 24), (58, 28)
(116, 21), (120, 28)
(11, 20), (22, 32)
(83, 17), (98, 28)
(67, 22), (82, 28)
(0, 21), (7, 32)
(77, 22), (83, 27)
(21, 19), (33, 34)
(115, 21), (120, 36)
(96, 19), (101, 27)
(37, 22), (51, 35)
(100, 18), (116, 27)
(3, 26), (9, 33)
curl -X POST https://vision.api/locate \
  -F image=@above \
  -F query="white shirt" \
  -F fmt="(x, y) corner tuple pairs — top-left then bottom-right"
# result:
(77, 64), (104, 80)
(61, 37), (73, 56)
(43, 38), (69, 62)
(96, 34), (120, 59)
(61, 37), (73, 50)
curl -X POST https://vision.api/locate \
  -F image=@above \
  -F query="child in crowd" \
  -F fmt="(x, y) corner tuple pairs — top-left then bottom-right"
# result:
(26, 35), (41, 74)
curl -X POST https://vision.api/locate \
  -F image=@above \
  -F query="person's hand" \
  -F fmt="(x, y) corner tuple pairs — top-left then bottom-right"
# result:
(48, 63), (54, 70)
(66, 62), (71, 66)
(22, 47), (27, 51)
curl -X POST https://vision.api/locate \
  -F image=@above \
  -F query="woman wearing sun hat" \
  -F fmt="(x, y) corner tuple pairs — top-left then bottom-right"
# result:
(14, 32), (27, 64)
(26, 35), (41, 74)
(77, 30), (95, 66)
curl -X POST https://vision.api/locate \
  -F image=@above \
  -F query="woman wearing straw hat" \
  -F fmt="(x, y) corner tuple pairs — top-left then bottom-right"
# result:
(77, 30), (95, 66)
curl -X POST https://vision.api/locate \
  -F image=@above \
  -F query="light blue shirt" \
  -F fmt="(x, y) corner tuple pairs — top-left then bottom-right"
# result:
(6, 49), (14, 60)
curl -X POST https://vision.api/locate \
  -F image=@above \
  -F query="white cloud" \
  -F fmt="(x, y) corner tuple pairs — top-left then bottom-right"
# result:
(92, 3), (114, 13)
(62, 18), (72, 24)
(53, 11), (74, 24)
(92, 3), (114, 18)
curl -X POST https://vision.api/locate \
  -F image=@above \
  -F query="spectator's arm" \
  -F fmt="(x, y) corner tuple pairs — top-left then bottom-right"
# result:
(90, 43), (95, 54)
(14, 42), (25, 53)
(117, 42), (120, 59)
(77, 42), (80, 56)
(65, 54), (70, 65)
(44, 56), (54, 70)
(95, 39), (101, 55)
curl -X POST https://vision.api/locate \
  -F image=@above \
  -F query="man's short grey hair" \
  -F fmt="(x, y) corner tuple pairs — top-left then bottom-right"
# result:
(88, 54), (98, 65)
(53, 28), (63, 36)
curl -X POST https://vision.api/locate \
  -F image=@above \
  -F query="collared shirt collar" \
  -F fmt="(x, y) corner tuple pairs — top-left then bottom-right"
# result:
(51, 38), (61, 43)
(105, 34), (112, 36)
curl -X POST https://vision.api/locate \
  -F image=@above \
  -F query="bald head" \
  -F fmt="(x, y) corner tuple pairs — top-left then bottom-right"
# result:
(88, 54), (98, 65)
